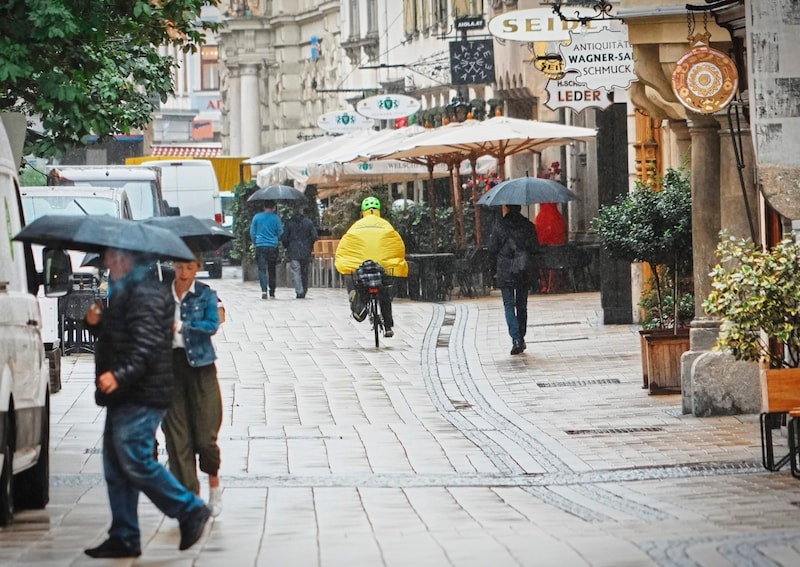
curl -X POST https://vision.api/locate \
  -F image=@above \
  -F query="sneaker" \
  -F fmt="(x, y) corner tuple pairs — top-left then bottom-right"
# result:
(261, 292), (268, 300)
(510, 340), (524, 355)
(85, 537), (141, 558)
(179, 505), (211, 551)
(296, 292), (306, 299)
(209, 486), (223, 517)
(384, 327), (394, 338)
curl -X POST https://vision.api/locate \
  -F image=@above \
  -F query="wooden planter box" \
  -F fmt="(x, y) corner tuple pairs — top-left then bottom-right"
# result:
(639, 328), (690, 395)
(760, 367), (800, 413)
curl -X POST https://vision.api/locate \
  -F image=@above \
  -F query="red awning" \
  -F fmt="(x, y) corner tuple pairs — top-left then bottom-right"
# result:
(150, 145), (222, 158)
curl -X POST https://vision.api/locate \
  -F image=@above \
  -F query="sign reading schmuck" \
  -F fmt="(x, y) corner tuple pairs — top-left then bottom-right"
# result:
(559, 28), (637, 90)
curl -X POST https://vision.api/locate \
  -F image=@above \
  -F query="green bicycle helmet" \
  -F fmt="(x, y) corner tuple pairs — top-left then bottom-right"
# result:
(361, 196), (381, 211)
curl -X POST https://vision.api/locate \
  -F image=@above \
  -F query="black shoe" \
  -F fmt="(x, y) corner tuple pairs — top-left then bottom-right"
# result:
(521, 340), (527, 351)
(269, 291), (276, 298)
(179, 505), (211, 551)
(296, 292), (306, 299)
(510, 340), (524, 355)
(261, 292), (268, 300)
(85, 537), (141, 558)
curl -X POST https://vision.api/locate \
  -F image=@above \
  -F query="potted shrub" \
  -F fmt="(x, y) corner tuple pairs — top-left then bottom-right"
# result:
(704, 233), (800, 466)
(593, 167), (693, 393)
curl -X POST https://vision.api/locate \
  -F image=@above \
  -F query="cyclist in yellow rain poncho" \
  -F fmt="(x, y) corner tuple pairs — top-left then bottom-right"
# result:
(335, 196), (408, 337)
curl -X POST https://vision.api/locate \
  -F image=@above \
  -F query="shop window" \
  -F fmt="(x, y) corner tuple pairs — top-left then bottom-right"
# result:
(201, 45), (219, 91)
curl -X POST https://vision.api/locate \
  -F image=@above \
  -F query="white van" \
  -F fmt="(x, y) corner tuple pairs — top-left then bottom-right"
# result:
(140, 160), (224, 277)
(0, 114), (70, 526)
(21, 186), (134, 360)
(45, 165), (174, 219)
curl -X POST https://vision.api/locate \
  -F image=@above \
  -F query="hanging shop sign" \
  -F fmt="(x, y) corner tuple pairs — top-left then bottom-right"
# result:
(449, 39), (496, 85)
(671, 42), (738, 114)
(545, 72), (613, 112)
(559, 27), (637, 90)
(488, 8), (612, 42)
(455, 16), (485, 31)
(317, 111), (374, 133)
(356, 94), (421, 120)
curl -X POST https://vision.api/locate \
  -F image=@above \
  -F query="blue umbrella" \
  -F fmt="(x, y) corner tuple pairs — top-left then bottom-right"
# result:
(477, 176), (577, 206)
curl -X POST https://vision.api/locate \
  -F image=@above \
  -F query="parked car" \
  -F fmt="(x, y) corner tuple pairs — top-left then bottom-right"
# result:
(21, 186), (133, 363)
(0, 114), (71, 526)
(45, 165), (175, 220)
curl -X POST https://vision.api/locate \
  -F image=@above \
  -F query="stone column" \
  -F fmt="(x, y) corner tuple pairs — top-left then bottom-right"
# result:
(228, 66), (242, 157)
(240, 63), (261, 158)
(682, 113), (722, 415)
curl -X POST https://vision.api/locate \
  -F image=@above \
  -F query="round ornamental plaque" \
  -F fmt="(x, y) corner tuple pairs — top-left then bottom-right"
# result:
(671, 43), (738, 114)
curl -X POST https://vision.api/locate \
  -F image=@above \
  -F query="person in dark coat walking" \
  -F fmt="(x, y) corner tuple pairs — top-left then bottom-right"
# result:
(83, 248), (211, 558)
(488, 205), (540, 355)
(282, 206), (318, 298)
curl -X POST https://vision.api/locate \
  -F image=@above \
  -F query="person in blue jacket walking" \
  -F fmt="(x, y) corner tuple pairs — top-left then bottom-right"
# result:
(249, 199), (284, 299)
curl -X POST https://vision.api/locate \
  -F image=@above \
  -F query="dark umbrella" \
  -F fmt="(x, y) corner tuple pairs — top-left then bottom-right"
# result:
(140, 215), (234, 252)
(477, 176), (578, 206)
(248, 184), (305, 202)
(13, 214), (195, 262)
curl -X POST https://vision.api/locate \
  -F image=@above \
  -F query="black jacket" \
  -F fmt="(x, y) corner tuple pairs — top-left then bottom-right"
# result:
(282, 213), (318, 261)
(488, 210), (540, 287)
(92, 266), (175, 408)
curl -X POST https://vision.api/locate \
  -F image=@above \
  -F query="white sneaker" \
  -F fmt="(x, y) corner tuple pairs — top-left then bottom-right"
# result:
(209, 486), (223, 517)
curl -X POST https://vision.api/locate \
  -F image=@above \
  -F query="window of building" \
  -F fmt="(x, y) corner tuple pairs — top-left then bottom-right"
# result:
(200, 45), (219, 91)
(404, 0), (416, 35)
(367, 0), (378, 34)
(434, 0), (447, 24)
(350, 0), (360, 37)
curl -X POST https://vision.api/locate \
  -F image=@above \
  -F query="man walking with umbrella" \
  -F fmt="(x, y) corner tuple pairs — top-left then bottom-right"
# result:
(488, 205), (540, 355)
(282, 205), (318, 298)
(84, 248), (211, 557)
(250, 199), (284, 299)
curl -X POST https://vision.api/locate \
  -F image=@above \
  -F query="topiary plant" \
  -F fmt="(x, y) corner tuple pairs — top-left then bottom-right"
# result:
(592, 167), (693, 331)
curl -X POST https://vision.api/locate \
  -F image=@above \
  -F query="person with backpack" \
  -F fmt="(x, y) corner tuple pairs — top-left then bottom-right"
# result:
(334, 196), (408, 338)
(281, 205), (318, 299)
(488, 204), (540, 355)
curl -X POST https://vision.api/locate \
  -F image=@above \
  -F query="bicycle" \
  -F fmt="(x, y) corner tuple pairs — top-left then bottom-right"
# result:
(352, 261), (393, 348)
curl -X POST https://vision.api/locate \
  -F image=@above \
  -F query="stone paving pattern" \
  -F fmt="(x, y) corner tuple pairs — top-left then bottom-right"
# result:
(3, 269), (800, 566)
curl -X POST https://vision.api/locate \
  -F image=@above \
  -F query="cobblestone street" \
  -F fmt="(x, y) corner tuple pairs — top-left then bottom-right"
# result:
(3, 269), (800, 566)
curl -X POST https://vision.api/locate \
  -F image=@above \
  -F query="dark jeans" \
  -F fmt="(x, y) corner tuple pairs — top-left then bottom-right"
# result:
(345, 278), (394, 328)
(255, 246), (279, 294)
(103, 404), (206, 549)
(500, 285), (529, 342)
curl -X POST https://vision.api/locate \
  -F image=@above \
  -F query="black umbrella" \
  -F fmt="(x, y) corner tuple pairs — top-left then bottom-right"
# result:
(477, 176), (578, 206)
(14, 214), (195, 262)
(248, 184), (305, 202)
(141, 215), (234, 252)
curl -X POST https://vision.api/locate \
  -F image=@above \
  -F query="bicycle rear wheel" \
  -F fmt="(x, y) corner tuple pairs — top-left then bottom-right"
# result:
(370, 295), (381, 348)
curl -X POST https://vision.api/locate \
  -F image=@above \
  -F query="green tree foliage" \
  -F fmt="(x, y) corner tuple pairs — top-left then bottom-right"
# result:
(593, 167), (693, 329)
(0, 0), (219, 157)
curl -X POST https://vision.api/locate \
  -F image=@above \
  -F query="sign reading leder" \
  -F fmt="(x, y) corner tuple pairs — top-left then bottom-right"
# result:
(317, 111), (374, 133)
(356, 95), (421, 120)
(488, 8), (610, 42)
(545, 72), (613, 112)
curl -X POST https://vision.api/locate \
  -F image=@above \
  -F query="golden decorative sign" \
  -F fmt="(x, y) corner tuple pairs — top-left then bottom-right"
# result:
(671, 42), (738, 114)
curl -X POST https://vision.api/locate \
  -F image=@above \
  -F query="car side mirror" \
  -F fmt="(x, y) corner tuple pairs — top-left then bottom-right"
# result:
(43, 248), (73, 297)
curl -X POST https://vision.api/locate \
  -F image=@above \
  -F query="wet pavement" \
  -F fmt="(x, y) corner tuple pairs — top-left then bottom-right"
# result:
(3, 266), (800, 566)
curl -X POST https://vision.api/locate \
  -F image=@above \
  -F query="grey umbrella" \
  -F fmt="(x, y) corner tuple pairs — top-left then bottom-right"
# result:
(477, 176), (578, 206)
(13, 214), (195, 261)
(247, 184), (305, 202)
(141, 215), (234, 252)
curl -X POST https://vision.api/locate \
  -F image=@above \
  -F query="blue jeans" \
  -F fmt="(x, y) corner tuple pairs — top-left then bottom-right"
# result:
(500, 285), (529, 342)
(288, 259), (310, 295)
(103, 404), (206, 549)
(255, 246), (279, 294)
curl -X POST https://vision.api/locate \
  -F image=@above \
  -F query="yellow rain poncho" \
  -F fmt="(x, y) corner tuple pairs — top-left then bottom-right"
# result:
(334, 210), (409, 277)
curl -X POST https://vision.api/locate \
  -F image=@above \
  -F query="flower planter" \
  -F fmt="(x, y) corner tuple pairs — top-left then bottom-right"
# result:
(640, 328), (690, 394)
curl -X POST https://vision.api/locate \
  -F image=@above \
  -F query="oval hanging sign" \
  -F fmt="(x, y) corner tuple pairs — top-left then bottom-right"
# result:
(317, 111), (374, 133)
(671, 42), (738, 114)
(488, 8), (612, 42)
(356, 94), (421, 120)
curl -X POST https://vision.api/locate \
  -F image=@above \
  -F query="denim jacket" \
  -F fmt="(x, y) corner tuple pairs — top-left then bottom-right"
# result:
(178, 281), (220, 367)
